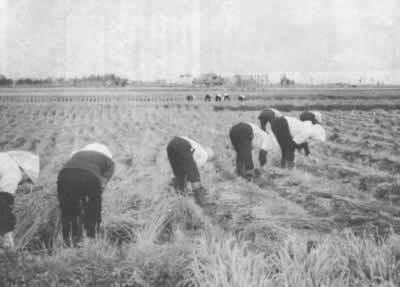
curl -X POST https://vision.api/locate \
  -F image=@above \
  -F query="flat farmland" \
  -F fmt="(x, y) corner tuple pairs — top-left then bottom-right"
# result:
(1, 88), (400, 286)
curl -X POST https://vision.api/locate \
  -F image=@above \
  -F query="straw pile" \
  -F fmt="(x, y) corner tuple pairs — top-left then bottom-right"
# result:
(14, 187), (61, 250)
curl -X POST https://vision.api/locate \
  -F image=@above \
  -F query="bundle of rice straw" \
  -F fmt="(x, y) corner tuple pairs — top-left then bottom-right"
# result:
(14, 187), (61, 250)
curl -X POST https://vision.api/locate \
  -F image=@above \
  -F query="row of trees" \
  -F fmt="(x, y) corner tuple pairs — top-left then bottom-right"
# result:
(192, 73), (295, 87)
(0, 73), (295, 87)
(0, 74), (129, 87)
(0, 75), (12, 86)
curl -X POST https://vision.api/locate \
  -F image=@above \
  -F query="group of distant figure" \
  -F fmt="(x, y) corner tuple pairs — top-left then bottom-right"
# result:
(186, 93), (247, 102)
(0, 107), (325, 249)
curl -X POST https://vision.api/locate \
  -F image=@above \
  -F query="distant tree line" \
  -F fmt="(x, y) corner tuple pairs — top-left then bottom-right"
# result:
(0, 74), (129, 87)
(0, 74), (13, 86)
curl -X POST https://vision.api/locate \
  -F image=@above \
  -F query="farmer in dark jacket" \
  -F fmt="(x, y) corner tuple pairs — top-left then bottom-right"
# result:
(57, 143), (115, 247)
(167, 136), (214, 207)
(271, 116), (326, 169)
(229, 122), (280, 180)
(258, 108), (282, 131)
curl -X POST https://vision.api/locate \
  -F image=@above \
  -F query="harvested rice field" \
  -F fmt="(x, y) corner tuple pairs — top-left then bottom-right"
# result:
(1, 88), (400, 286)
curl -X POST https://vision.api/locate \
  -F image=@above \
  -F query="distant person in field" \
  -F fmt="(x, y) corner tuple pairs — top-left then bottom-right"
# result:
(270, 116), (326, 169)
(229, 122), (280, 180)
(298, 110), (323, 156)
(258, 108), (282, 131)
(57, 143), (115, 247)
(0, 151), (40, 249)
(167, 136), (214, 207)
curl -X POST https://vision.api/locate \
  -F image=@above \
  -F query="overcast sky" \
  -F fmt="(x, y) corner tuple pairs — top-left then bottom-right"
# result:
(0, 0), (400, 83)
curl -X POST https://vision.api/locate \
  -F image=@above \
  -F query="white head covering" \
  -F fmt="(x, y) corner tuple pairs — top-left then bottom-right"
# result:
(78, 142), (113, 159)
(311, 111), (322, 124)
(6, 151), (40, 183)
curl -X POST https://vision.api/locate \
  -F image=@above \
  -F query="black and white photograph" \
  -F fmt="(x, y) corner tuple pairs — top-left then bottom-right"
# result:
(1, 0), (400, 286)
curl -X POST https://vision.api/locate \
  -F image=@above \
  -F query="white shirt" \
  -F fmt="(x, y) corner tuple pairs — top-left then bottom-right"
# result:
(285, 116), (326, 144)
(179, 136), (209, 168)
(0, 153), (23, 195)
(248, 123), (280, 152)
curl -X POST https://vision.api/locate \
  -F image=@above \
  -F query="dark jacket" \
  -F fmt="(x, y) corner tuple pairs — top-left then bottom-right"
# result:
(62, 150), (115, 184)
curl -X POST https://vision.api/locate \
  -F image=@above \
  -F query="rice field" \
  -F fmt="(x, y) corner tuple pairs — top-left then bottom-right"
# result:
(1, 88), (400, 286)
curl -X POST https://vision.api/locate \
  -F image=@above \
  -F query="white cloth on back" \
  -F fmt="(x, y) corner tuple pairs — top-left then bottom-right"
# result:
(0, 153), (22, 195)
(0, 150), (39, 195)
(179, 136), (209, 168)
(285, 116), (326, 144)
(72, 142), (113, 159)
(248, 123), (280, 152)
(6, 151), (40, 184)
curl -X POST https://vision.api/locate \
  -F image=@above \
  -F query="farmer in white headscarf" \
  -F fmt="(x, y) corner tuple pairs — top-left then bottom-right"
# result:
(229, 122), (281, 180)
(271, 116), (326, 169)
(0, 151), (40, 248)
(57, 143), (115, 247)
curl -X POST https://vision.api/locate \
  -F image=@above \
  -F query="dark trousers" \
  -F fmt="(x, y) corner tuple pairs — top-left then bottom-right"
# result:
(271, 118), (296, 168)
(0, 192), (16, 236)
(167, 137), (200, 192)
(229, 123), (254, 176)
(57, 168), (102, 246)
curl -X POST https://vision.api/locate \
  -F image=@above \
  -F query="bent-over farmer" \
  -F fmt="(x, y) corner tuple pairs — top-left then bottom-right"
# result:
(0, 151), (40, 249)
(271, 116), (326, 169)
(57, 143), (115, 247)
(229, 122), (280, 180)
(166, 136), (214, 207)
